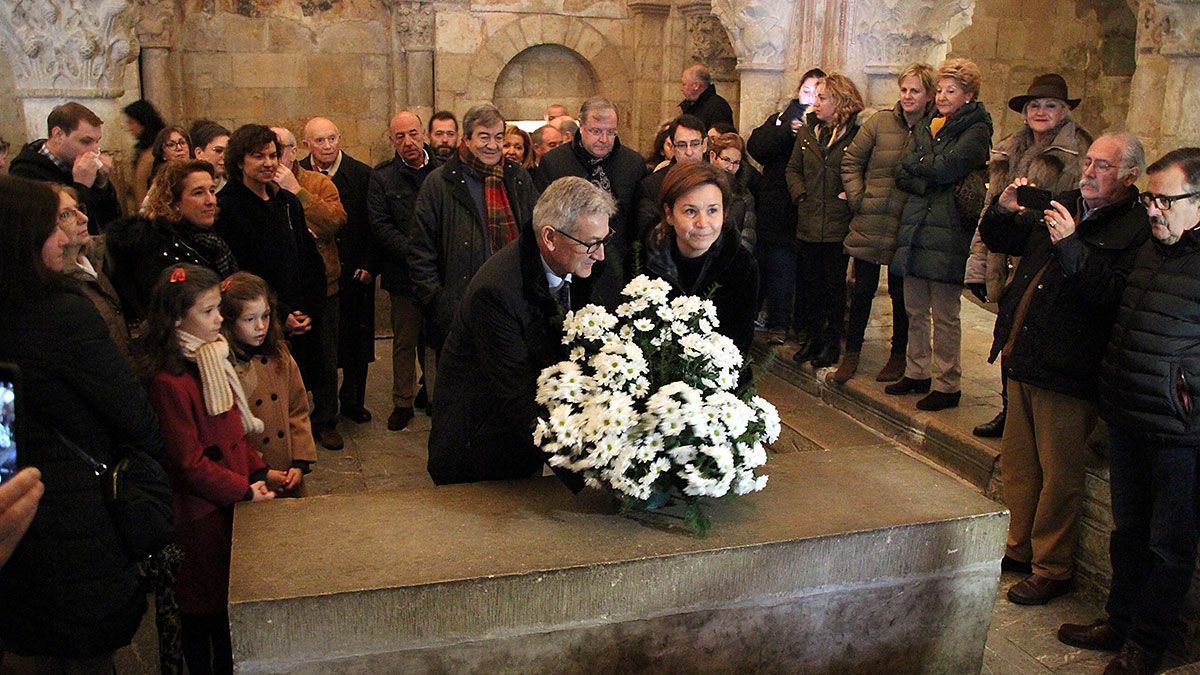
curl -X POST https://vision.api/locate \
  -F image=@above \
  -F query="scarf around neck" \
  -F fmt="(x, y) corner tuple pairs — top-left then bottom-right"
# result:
(176, 330), (264, 435)
(570, 135), (616, 195)
(459, 144), (518, 254)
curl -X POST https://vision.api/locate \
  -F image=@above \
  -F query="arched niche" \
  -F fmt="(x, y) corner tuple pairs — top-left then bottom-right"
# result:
(493, 44), (599, 122)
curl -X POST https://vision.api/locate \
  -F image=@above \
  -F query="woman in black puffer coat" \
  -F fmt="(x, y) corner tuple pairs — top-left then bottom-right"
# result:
(0, 176), (164, 671)
(888, 59), (993, 411)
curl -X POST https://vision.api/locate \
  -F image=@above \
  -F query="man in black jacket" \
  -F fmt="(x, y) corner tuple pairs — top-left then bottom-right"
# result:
(427, 177), (616, 485)
(10, 102), (121, 232)
(536, 97), (647, 306)
(299, 117), (377, 429)
(215, 125), (329, 445)
(407, 104), (537, 383)
(679, 64), (734, 130)
(979, 133), (1148, 606)
(1059, 147), (1200, 674)
(368, 111), (440, 431)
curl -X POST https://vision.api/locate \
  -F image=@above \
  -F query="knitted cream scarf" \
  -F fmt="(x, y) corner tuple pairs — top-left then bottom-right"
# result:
(176, 330), (264, 435)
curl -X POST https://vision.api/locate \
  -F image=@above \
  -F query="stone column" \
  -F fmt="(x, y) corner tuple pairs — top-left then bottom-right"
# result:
(628, 0), (673, 153)
(1126, 0), (1200, 162)
(839, 0), (976, 108)
(391, 1), (435, 122)
(0, 0), (139, 141)
(710, 0), (794, 132)
(133, 0), (180, 120)
(679, 1), (741, 126)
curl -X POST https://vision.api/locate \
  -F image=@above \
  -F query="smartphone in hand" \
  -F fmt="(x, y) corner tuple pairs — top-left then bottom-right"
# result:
(0, 363), (20, 485)
(1017, 185), (1054, 214)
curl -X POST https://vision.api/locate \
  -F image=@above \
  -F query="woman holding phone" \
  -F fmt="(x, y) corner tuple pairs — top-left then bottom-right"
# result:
(0, 175), (164, 672)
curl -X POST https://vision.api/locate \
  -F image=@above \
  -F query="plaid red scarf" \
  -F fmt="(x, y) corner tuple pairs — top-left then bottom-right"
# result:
(459, 144), (518, 253)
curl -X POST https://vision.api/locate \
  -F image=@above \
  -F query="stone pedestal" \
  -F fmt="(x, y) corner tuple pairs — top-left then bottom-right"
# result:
(229, 446), (1007, 673)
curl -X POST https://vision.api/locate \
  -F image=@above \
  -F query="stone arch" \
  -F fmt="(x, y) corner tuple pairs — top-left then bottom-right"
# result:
(493, 44), (599, 122)
(464, 16), (636, 127)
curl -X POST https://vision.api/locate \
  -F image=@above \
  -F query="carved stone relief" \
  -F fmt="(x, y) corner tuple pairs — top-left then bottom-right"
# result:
(1142, 0), (1200, 55)
(0, 0), (139, 96)
(393, 0), (435, 49)
(132, 0), (178, 48)
(710, 0), (789, 68)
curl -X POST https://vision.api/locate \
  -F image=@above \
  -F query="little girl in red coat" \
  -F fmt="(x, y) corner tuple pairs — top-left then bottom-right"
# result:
(138, 264), (275, 675)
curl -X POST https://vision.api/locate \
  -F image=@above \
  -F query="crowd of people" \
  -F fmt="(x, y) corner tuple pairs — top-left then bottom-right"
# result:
(0, 57), (1196, 675)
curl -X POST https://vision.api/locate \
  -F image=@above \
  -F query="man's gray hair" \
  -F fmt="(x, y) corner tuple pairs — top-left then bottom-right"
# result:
(530, 125), (549, 145)
(1098, 132), (1146, 180)
(462, 103), (505, 138)
(579, 97), (618, 126)
(687, 64), (712, 86)
(533, 176), (617, 236)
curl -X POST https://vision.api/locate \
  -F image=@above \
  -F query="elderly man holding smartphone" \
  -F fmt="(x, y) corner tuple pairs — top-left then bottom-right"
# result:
(977, 132), (1149, 605)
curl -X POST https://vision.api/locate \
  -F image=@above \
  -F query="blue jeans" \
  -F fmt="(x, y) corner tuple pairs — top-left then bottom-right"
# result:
(756, 239), (795, 331)
(1106, 424), (1200, 655)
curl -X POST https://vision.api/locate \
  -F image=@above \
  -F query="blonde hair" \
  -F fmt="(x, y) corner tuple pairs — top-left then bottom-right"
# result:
(817, 73), (865, 127)
(937, 58), (982, 98)
(897, 63), (937, 98)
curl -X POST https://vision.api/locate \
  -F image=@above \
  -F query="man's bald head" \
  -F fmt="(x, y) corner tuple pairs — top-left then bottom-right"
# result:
(270, 126), (298, 168)
(303, 117), (341, 169)
(388, 111), (427, 166)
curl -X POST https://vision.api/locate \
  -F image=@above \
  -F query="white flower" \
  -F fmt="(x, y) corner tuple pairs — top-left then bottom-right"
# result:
(633, 318), (654, 332)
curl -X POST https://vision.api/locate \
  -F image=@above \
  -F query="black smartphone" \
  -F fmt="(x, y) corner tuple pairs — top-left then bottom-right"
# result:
(0, 363), (19, 485)
(1017, 185), (1054, 213)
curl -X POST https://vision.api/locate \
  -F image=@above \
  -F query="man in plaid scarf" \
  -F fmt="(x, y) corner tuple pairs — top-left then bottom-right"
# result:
(408, 104), (537, 401)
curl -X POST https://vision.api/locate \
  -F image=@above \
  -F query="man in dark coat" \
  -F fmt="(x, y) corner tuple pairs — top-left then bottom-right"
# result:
(299, 117), (377, 428)
(679, 64), (734, 130)
(214, 125), (328, 444)
(979, 133), (1149, 607)
(427, 177), (616, 485)
(635, 115), (708, 253)
(536, 97), (647, 306)
(1059, 147), (1200, 674)
(407, 104), (537, 378)
(368, 111), (440, 431)
(10, 102), (121, 232)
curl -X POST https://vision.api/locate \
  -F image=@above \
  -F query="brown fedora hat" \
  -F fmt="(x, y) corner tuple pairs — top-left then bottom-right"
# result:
(1007, 73), (1081, 112)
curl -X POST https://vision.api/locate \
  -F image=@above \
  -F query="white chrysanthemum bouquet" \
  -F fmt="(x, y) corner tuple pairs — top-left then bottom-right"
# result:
(534, 275), (780, 535)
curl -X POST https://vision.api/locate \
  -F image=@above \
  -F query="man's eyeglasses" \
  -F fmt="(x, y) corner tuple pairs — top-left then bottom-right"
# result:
(1138, 190), (1200, 211)
(1082, 157), (1122, 172)
(555, 227), (613, 254)
(673, 140), (705, 151)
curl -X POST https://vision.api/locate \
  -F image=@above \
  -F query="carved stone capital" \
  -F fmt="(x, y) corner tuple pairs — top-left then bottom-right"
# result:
(710, 0), (790, 68)
(393, 1), (435, 50)
(132, 0), (177, 49)
(847, 0), (974, 69)
(683, 12), (738, 79)
(0, 0), (139, 97)
(677, 1), (714, 18)
(1140, 0), (1200, 56)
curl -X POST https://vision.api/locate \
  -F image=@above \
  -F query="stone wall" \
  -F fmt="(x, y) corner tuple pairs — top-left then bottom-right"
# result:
(493, 44), (599, 122)
(948, 0), (1136, 141)
(176, 1), (393, 167)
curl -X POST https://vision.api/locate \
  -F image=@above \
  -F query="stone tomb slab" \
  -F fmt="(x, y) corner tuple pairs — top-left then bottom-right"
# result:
(229, 446), (1008, 673)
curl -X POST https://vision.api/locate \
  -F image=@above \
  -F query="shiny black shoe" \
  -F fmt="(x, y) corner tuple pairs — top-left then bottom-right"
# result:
(414, 385), (429, 410)
(387, 406), (415, 431)
(340, 404), (372, 424)
(810, 344), (840, 369)
(791, 340), (821, 364)
(883, 377), (932, 395)
(973, 409), (1006, 438)
(917, 390), (960, 411)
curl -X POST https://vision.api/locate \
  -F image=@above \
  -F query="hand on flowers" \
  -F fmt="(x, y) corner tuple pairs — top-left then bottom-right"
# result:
(1044, 200), (1077, 244)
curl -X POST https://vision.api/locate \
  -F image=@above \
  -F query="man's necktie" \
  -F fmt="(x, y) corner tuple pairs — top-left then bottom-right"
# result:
(557, 280), (571, 313)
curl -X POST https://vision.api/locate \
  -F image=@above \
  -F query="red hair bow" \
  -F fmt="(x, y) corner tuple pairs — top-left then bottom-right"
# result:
(168, 267), (187, 283)
(220, 277), (234, 292)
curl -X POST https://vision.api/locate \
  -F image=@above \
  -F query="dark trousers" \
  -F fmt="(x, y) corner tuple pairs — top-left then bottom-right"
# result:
(755, 239), (795, 331)
(845, 258), (908, 354)
(338, 277), (375, 409)
(181, 612), (232, 675)
(794, 241), (848, 347)
(1106, 424), (1200, 655)
(289, 298), (338, 431)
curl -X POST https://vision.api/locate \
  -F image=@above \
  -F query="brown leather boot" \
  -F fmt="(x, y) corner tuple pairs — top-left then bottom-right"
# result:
(830, 351), (860, 384)
(875, 352), (905, 382)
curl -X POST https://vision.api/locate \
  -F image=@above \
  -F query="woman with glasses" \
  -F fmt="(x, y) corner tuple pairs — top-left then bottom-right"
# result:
(149, 127), (193, 187)
(708, 132), (756, 238)
(643, 161), (759, 356)
(48, 184), (131, 357)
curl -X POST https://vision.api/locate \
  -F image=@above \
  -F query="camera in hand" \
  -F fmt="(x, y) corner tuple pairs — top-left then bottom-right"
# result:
(1017, 185), (1054, 214)
(0, 363), (19, 484)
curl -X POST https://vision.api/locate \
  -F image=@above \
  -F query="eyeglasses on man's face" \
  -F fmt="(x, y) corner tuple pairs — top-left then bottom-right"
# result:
(1082, 157), (1122, 172)
(555, 226), (614, 254)
(673, 140), (704, 151)
(1139, 190), (1200, 211)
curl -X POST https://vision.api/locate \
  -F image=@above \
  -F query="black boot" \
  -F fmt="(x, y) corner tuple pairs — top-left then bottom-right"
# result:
(973, 409), (1006, 438)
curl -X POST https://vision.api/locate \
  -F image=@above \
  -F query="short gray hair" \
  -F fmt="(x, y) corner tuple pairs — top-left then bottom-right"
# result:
(686, 64), (712, 86)
(1098, 132), (1146, 180)
(462, 103), (504, 138)
(579, 97), (618, 126)
(530, 125), (550, 145)
(533, 176), (617, 235)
